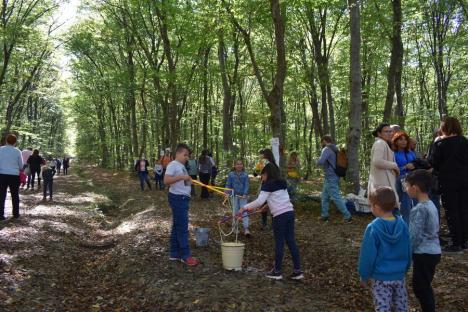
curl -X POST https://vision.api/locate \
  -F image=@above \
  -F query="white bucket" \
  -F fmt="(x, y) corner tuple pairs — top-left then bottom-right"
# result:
(221, 242), (245, 271)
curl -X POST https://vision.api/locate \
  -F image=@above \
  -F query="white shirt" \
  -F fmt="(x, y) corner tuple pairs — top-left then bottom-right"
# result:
(166, 160), (191, 197)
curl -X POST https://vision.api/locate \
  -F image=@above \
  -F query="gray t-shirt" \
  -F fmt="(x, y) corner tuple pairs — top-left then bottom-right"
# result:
(166, 160), (191, 197)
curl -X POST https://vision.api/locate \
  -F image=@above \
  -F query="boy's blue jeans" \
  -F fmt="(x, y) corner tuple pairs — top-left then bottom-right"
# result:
(272, 211), (301, 272)
(232, 196), (249, 230)
(168, 193), (191, 260)
(321, 176), (351, 219)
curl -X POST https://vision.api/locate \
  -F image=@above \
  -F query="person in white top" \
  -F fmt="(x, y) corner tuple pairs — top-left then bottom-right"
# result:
(239, 164), (303, 281)
(164, 143), (199, 267)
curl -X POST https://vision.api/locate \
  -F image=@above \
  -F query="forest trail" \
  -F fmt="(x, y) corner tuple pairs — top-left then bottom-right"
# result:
(1, 166), (467, 312)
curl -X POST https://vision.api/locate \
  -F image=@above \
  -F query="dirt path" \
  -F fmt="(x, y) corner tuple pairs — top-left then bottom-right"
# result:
(1, 166), (467, 311)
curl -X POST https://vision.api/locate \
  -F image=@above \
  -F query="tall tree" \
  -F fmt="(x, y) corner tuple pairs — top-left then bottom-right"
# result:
(347, 0), (362, 193)
(383, 0), (404, 124)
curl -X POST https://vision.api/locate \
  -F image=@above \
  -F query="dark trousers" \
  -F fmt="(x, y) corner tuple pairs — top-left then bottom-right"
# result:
(0, 174), (20, 218)
(190, 175), (197, 196)
(57, 166), (61, 174)
(272, 211), (301, 272)
(63, 167), (68, 175)
(413, 253), (441, 312)
(199, 172), (211, 198)
(262, 211), (269, 227)
(138, 171), (152, 191)
(155, 174), (163, 190)
(43, 179), (53, 198)
(168, 193), (191, 260)
(161, 169), (167, 189)
(441, 183), (468, 247)
(29, 169), (41, 188)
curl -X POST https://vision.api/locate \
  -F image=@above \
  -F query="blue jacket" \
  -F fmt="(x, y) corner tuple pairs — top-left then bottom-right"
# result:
(225, 171), (249, 196)
(358, 216), (411, 281)
(316, 144), (338, 180)
(394, 150), (416, 177)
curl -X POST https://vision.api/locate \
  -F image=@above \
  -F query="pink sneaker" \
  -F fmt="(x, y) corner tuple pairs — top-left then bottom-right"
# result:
(182, 257), (199, 266)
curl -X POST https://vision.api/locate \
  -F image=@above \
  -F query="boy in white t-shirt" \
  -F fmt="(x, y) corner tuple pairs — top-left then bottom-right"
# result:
(163, 143), (199, 266)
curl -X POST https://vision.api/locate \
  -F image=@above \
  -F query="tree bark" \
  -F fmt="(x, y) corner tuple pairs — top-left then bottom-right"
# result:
(346, 0), (362, 194)
(383, 0), (403, 123)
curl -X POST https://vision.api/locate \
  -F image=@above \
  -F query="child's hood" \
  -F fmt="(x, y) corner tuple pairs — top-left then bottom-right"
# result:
(372, 217), (407, 244)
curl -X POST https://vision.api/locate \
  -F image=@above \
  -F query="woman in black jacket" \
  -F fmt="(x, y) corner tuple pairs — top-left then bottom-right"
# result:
(430, 117), (468, 253)
(27, 149), (43, 190)
(135, 154), (152, 191)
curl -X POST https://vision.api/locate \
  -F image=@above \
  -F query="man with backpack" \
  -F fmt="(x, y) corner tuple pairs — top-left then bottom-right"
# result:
(316, 135), (352, 223)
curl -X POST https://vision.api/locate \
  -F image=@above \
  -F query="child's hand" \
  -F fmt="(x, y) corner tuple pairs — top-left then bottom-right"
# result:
(360, 279), (369, 288)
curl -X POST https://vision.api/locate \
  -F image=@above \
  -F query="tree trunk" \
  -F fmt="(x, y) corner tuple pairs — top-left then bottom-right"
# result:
(346, 0), (362, 194)
(225, 0), (287, 172)
(383, 0), (403, 123)
(202, 46), (210, 149)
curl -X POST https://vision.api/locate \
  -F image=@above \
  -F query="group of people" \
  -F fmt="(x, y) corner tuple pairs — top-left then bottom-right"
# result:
(358, 116), (468, 312)
(0, 134), (71, 220)
(164, 143), (304, 280)
(134, 148), (218, 195)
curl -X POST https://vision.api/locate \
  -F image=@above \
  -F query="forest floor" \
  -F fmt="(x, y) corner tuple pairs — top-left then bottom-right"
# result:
(0, 165), (467, 312)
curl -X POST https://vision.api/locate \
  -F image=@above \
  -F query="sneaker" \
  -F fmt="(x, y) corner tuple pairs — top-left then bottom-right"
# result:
(345, 217), (353, 223)
(181, 257), (199, 266)
(244, 229), (252, 238)
(442, 245), (463, 254)
(290, 270), (304, 280)
(169, 257), (180, 261)
(318, 216), (329, 222)
(42, 197), (47, 201)
(265, 269), (283, 280)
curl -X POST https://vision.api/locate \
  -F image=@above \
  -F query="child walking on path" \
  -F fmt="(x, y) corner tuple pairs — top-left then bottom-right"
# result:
(41, 161), (56, 201)
(406, 170), (441, 312)
(153, 160), (163, 190)
(239, 164), (303, 280)
(164, 143), (199, 266)
(226, 159), (250, 237)
(358, 186), (411, 311)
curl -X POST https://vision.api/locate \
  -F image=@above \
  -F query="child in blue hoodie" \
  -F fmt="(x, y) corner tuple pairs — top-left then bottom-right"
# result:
(358, 186), (411, 311)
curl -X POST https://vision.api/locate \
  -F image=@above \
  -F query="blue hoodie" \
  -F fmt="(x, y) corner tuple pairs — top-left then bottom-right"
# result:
(358, 216), (411, 281)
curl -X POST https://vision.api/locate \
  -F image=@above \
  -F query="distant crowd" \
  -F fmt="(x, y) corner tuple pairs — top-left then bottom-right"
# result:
(0, 134), (71, 221)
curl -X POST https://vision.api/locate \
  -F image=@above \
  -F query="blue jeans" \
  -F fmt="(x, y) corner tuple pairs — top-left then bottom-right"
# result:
(396, 178), (417, 224)
(321, 176), (351, 219)
(138, 171), (151, 191)
(272, 211), (301, 272)
(232, 196), (249, 230)
(168, 193), (191, 260)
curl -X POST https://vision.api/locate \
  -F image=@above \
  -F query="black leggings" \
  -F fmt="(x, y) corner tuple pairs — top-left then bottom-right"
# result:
(29, 169), (41, 188)
(199, 172), (211, 198)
